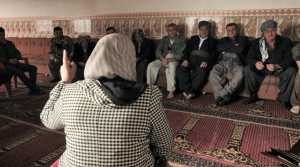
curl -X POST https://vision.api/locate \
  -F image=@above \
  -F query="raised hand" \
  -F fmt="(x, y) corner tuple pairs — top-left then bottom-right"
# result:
(60, 50), (77, 83)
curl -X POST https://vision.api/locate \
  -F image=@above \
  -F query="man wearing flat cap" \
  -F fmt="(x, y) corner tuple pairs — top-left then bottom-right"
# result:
(176, 21), (218, 100)
(242, 20), (296, 111)
(209, 23), (249, 106)
(147, 23), (186, 98)
(131, 29), (153, 83)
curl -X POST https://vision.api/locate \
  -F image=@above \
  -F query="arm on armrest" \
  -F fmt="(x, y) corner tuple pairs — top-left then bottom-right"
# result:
(20, 57), (29, 64)
(0, 62), (5, 69)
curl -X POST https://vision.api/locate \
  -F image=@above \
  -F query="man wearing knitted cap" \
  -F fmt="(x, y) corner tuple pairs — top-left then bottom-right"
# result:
(176, 21), (218, 100)
(131, 29), (153, 83)
(209, 23), (249, 106)
(147, 23), (186, 98)
(71, 35), (96, 82)
(242, 20), (296, 111)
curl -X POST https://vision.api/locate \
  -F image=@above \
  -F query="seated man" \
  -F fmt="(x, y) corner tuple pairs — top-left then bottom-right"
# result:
(242, 20), (296, 111)
(290, 43), (300, 113)
(131, 29), (153, 83)
(0, 68), (12, 86)
(209, 23), (249, 106)
(72, 35), (96, 82)
(48, 27), (74, 83)
(147, 23), (186, 98)
(176, 21), (218, 100)
(106, 27), (116, 34)
(0, 27), (43, 95)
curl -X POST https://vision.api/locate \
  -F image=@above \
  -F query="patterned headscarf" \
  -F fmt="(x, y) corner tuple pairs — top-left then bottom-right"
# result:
(259, 20), (278, 63)
(78, 35), (92, 44)
(84, 34), (136, 82)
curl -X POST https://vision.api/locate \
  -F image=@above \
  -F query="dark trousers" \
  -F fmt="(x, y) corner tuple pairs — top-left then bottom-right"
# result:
(244, 65), (296, 102)
(4, 63), (38, 91)
(48, 59), (62, 80)
(136, 60), (148, 83)
(0, 68), (13, 86)
(176, 64), (210, 95)
(72, 66), (85, 83)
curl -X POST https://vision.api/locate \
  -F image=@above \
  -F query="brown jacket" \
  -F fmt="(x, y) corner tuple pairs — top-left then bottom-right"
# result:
(48, 35), (74, 60)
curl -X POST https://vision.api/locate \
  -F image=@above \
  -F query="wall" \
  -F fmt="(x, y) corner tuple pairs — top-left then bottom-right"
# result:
(0, 0), (299, 17)
(0, 0), (299, 41)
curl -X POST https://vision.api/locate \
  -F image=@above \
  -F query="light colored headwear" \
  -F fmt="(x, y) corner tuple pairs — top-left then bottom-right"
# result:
(259, 20), (278, 63)
(131, 29), (144, 40)
(260, 20), (278, 34)
(78, 35), (91, 44)
(84, 33), (136, 82)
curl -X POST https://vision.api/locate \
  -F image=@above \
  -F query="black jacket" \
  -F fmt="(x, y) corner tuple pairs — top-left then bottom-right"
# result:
(217, 35), (249, 66)
(182, 35), (219, 67)
(72, 42), (96, 66)
(246, 35), (294, 71)
(0, 40), (22, 65)
(132, 38), (153, 62)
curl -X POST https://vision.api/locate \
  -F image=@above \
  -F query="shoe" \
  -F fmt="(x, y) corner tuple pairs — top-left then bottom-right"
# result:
(242, 94), (258, 105)
(28, 88), (44, 95)
(291, 106), (300, 113)
(214, 96), (223, 105)
(218, 99), (228, 107)
(276, 98), (292, 111)
(50, 78), (60, 83)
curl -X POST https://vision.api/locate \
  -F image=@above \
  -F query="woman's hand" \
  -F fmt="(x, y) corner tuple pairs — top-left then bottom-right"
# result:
(60, 50), (77, 83)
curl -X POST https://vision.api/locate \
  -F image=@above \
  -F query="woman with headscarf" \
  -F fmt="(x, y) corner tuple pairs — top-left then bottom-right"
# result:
(71, 35), (96, 82)
(40, 34), (174, 167)
(131, 29), (153, 83)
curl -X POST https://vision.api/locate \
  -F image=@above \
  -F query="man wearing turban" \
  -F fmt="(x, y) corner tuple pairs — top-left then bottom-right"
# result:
(242, 20), (296, 111)
(176, 21), (219, 100)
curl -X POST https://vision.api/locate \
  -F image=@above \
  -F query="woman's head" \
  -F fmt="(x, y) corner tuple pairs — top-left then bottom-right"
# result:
(84, 34), (136, 82)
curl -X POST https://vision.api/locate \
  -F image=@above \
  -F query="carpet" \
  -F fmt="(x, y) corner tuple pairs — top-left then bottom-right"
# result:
(162, 90), (300, 167)
(0, 115), (65, 167)
(1, 76), (300, 166)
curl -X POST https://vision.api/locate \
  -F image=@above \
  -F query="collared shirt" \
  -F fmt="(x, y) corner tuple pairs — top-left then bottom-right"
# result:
(199, 36), (208, 49)
(170, 36), (176, 45)
(137, 40), (144, 53)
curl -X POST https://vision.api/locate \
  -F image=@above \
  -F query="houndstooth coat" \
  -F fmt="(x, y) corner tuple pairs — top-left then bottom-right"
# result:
(40, 79), (174, 167)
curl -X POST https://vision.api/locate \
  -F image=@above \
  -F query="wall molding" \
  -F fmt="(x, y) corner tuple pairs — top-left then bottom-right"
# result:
(0, 8), (299, 41)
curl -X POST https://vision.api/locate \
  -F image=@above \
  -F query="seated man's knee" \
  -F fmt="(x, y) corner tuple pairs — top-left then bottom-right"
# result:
(243, 65), (252, 74)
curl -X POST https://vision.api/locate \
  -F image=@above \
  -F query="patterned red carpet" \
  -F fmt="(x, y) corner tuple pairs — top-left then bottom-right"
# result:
(161, 90), (300, 166)
(1, 76), (300, 166)
(0, 116), (65, 167)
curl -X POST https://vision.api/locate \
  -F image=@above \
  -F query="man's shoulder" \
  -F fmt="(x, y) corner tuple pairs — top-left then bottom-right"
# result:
(4, 40), (14, 45)
(144, 38), (153, 43)
(208, 36), (218, 42)
(50, 37), (56, 43)
(277, 35), (291, 43)
(63, 35), (73, 41)
(190, 35), (199, 40)
(250, 37), (260, 44)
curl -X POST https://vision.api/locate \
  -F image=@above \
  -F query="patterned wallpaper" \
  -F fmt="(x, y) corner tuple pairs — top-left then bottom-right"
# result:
(0, 8), (300, 41)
